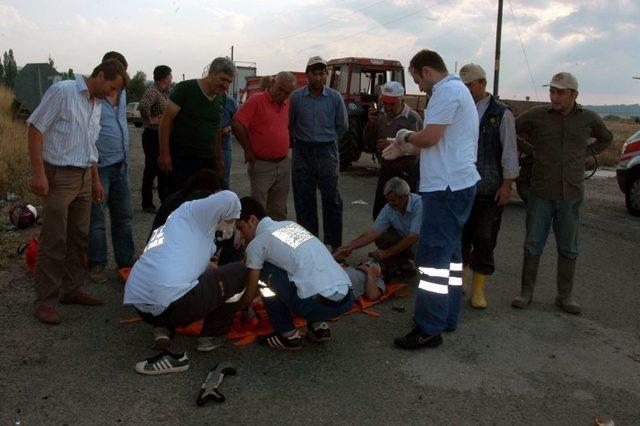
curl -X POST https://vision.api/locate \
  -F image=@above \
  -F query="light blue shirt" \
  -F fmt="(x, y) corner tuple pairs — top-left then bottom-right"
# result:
(27, 75), (101, 168)
(221, 97), (238, 151)
(421, 73), (480, 192)
(96, 90), (129, 167)
(289, 85), (348, 143)
(373, 193), (422, 237)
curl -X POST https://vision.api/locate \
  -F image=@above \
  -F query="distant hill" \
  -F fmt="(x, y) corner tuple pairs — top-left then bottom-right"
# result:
(583, 104), (640, 118)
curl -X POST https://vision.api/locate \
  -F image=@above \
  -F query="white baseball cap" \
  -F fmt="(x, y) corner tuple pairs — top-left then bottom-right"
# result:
(306, 56), (327, 71)
(381, 81), (405, 102)
(544, 72), (579, 91)
(459, 63), (486, 84)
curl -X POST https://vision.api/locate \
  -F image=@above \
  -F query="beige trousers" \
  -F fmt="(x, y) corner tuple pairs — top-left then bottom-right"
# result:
(35, 163), (92, 308)
(247, 157), (290, 221)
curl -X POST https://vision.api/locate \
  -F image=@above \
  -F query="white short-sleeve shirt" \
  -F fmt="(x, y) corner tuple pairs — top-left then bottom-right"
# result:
(123, 191), (240, 314)
(420, 74), (480, 192)
(245, 218), (351, 299)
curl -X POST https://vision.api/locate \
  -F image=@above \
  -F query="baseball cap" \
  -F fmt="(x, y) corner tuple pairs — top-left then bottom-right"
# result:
(381, 81), (405, 103)
(544, 72), (578, 91)
(459, 63), (486, 84)
(306, 56), (327, 72)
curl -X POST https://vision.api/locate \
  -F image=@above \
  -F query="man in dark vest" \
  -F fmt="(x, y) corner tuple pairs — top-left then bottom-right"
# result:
(459, 63), (519, 309)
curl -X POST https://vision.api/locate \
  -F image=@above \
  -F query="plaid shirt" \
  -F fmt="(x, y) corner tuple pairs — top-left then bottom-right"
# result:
(139, 83), (168, 128)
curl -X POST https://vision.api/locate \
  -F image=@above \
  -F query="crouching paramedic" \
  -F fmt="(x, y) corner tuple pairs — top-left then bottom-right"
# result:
(123, 191), (248, 375)
(235, 197), (354, 351)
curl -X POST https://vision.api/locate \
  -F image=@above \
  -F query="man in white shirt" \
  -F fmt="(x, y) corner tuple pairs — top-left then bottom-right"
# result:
(235, 197), (354, 351)
(27, 59), (128, 325)
(388, 49), (479, 350)
(124, 191), (248, 375)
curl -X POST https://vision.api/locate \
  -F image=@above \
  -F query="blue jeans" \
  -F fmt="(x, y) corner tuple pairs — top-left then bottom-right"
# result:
(291, 141), (343, 248)
(259, 262), (354, 335)
(88, 163), (135, 268)
(414, 186), (476, 335)
(222, 148), (232, 190)
(524, 192), (582, 260)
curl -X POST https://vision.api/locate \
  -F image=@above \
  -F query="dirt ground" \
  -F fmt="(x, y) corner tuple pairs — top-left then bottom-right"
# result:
(1, 125), (639, 425)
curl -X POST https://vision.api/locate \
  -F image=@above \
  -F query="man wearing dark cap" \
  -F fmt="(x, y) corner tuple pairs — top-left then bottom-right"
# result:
(459, 63), (519, 309)
(289, 56), (348, 251)
(511, 72), (612, 314)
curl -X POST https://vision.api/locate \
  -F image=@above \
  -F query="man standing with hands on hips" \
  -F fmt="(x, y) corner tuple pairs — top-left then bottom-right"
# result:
(384, 49), (479, 350)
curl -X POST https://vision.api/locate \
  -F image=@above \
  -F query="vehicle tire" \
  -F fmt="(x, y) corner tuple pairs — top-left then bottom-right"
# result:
(625, 175), (640, 217)
(339, 117), (362, 171)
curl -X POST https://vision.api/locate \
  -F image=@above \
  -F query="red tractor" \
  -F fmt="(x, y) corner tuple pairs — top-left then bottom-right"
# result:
(325, 57), (406, 170)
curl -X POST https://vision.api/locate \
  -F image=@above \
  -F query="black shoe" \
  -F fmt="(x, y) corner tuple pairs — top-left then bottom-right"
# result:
(142, 205), (157, 214)
(258, 332), (303, 351)
(307, 322), (331, 343)
(394, 326), (443, 349)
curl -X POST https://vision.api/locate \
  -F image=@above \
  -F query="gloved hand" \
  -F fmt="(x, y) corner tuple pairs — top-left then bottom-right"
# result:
(395, 128), (414, 145)
(382, 142), (404, 160)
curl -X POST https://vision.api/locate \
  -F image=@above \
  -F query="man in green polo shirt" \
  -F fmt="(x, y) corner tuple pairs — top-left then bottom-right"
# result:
(158, 57), (236, 195)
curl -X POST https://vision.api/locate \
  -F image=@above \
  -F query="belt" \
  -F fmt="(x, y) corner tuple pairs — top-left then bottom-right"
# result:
(295, 140), (335, 145)
(311, 290), (353, 307)
(255, 155), (287, 163)
(105, 161), (125, 169)
(44, 162), (88, 171)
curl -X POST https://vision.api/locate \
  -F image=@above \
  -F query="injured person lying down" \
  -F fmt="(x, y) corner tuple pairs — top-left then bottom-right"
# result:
(123, 190), (248, 376)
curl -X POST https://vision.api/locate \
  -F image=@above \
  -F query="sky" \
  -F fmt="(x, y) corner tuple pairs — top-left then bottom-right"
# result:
(1, 0), (638, 105)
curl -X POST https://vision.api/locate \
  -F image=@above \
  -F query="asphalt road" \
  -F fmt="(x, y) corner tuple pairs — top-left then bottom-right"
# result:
(1, 125), (639, 425)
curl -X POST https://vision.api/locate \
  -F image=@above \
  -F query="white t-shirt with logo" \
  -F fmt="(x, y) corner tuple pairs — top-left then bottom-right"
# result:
(420, 73), (480, 192)
(245, 218), (350, 300)
(123, 191), (241, 315)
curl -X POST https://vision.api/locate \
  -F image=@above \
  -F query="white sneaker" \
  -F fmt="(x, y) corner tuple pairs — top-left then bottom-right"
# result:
(135, 351), (189, 375)
(197, 336), (226, 352)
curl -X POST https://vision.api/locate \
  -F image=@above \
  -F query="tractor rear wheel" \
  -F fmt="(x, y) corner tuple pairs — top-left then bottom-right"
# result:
(339, 117), (362, 171)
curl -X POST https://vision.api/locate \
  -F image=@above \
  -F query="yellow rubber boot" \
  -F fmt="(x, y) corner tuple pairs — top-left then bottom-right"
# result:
(470, 272), (488, 309)
(462, 265), (470, 295)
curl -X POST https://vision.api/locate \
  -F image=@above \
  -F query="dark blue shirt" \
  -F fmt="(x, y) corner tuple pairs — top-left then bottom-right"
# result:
(221, 97), (238, 151)
(289, 85), (348, 143)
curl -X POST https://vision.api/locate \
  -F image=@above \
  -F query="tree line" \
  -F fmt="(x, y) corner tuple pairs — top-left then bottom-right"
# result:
(0, 48), (150, 102)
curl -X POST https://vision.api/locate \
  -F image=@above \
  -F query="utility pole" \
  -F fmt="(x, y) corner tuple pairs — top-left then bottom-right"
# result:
(231, 45), (234, 61)
(493, 0), (504, 98)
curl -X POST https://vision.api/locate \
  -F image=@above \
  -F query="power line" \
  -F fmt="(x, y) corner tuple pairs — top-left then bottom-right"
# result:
(508, 0), (538, 100)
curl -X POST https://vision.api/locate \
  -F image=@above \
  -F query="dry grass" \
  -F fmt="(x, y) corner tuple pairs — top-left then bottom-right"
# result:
(0, 86), (37, 270)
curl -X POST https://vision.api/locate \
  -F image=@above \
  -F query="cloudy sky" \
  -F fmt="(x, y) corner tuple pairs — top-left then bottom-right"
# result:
(1, 0), (638, 104)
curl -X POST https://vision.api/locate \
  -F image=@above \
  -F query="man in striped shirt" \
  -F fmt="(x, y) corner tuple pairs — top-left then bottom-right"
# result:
(27, 59), (129, 325)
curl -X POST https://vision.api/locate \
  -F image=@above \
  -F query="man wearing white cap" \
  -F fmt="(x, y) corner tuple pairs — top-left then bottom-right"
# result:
(364, 81), (422, 219)
(289, 56), (348, 252)
(459, 63), (519, 309)
(511, 72), (612, 314)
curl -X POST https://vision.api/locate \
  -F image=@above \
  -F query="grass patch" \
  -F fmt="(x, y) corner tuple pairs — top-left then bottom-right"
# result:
(592, 117), (638, 168)
(0, 86), (38, 270)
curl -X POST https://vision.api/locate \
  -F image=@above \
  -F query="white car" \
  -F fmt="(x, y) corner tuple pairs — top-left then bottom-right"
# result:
(616, 129), (640, 216)
(126, 102), (142, 128)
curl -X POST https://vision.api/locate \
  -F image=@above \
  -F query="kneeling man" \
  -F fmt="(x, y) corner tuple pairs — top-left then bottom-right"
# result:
(337, 177), (421, 276)
(124, 191), (247, 375)
(236, 197), (354, 351)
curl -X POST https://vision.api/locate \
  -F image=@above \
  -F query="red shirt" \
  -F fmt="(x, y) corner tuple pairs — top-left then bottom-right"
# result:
(234, 91), (290, 159)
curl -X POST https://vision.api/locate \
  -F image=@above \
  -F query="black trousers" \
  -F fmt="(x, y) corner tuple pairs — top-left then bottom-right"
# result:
(139, 262), (247, 337)
(375, 228), (415, 271)
(461, 194), (505, 275)
(141, 128), (167, 207)
(373, 162), (420, 220)
(165, 152), (218, 197)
